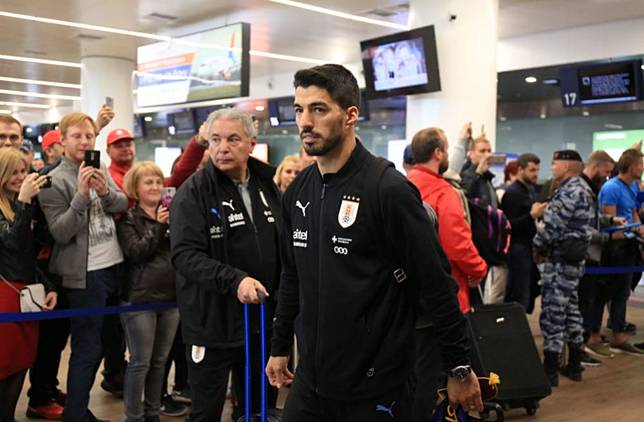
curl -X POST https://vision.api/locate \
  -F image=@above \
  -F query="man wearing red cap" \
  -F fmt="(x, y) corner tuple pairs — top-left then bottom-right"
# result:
(106, 126), (207, 199)
(42, 130), (64, 167)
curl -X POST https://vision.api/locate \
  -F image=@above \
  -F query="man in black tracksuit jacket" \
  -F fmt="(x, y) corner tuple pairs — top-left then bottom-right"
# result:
(170, 108), (282, 421)
(266, 64), (482, 422)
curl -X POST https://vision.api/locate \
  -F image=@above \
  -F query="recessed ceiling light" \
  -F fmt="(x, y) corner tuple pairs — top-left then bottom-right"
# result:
(539, 113), (546, 119)
(144, 116), (153, 122)
(269, 0), (409, 30)
(0, 76), (81, 89)
(0, 101), (50, 109)
(0, 88), (80, 101)
(641, 64), (644, 70)
(255, 105), (265, 111)
(582, 111), (590, 116)
(0, 10), (330, 66)
(499, 116), (507, 121)
(0, 53), (81, 68)
(25, 127), (33, 133)
(525, 76), (538, 84)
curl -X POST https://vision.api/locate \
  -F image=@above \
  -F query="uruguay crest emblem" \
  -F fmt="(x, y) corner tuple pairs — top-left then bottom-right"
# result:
(338, 195), (360, 228)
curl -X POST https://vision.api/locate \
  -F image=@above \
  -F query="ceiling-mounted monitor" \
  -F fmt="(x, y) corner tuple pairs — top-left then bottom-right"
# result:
(360, 25), (441, 99)
(137, 22), (250, 107)
(560, 59), (643, 107)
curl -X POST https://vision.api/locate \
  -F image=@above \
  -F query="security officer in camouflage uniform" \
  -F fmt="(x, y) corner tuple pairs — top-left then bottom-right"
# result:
(533, 150), (594, 387)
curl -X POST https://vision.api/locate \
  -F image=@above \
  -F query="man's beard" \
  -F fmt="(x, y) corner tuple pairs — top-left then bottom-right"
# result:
(438, 159), (449, 175)
(590, 174), (606, 190)
(301, 130), (343, 157)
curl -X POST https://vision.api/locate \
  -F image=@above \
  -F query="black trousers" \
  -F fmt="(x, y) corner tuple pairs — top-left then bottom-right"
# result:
(0, 369), (28, 422)
(186, 333), (277, 422)
(578, 268), (608, 342)
(27, 294), (70, 407)
(409, 326), (444, 421)
(282, 377), (412, 422)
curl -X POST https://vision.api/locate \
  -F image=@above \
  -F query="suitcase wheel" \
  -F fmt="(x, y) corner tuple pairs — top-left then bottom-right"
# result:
(525, 400), (539, 416)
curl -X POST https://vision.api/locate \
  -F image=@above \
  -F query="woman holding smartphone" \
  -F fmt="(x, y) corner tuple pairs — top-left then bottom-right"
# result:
(0, 147), (57, 422)
(117, 161), (179, 422)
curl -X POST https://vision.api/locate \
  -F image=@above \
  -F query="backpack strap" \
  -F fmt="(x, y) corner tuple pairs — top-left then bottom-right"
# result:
(367, 157), (408, 283)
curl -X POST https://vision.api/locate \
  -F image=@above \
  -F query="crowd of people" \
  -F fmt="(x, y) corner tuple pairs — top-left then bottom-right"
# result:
(0, 62), (643, 422)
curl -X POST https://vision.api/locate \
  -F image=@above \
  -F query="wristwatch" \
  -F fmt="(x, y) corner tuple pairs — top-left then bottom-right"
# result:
(448, 365), (472, 382)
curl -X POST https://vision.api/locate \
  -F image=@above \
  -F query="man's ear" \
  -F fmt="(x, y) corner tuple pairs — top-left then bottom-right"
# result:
(345, 105), (359, 127)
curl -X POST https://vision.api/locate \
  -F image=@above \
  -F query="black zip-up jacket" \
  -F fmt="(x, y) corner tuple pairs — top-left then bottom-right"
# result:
(460, 159), (498, 208)
(0, 201), (54, 291)
(117, 205), (175, 304)
(271, 141), (470, 400)
(170, 158), (281, 348)
(501, 180), (536, 247)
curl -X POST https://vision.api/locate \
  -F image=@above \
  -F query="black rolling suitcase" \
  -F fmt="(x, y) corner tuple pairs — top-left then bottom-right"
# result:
(237, 293), (282, 422)
(466, 303), (551, 419)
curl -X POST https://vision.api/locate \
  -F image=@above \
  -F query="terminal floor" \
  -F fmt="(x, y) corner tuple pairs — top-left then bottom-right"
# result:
(15, 288), (644, 422)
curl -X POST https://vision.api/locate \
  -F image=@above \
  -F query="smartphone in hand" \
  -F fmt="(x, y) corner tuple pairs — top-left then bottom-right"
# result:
(41, 175), (52, 189)
(84, 150), (101, 169)
(105, 96), (114, 109)
(161, 187), (176, 207)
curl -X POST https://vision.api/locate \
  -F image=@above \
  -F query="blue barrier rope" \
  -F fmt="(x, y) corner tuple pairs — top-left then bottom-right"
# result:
(585, 266), (644, 275)
(0, 302), (176, 323)
(1, 266), (643, 323)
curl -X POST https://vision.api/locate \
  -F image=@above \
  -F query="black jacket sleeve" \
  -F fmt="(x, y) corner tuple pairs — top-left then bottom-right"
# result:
(460, 166), (484, 200)
(380, 169), (471, 371)
(0, 201), (33, 251)
(117, 213), (167, 265)
(271, 191), (300, 356)
(170, 180), (248, 295)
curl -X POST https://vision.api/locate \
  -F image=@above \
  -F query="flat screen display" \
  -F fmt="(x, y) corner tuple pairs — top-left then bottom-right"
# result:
(560, 59), (643, 107)
(361, 25), (441, 99)
(137, 23), (250, 107)
(593, 129), (644, 161)
(169, 111), (196, 135)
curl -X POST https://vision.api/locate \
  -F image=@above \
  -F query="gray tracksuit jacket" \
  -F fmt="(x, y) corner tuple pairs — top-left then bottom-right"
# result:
(38, 157), (128, 289)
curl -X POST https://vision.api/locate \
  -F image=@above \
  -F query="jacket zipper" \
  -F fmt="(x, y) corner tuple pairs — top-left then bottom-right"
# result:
(314, 181), (327, 393)
(85, 196), (90, 284)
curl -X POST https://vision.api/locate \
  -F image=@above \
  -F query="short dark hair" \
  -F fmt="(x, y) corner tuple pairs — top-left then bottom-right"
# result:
(411, 128), (445, 164)
(517, 153), (540, 169)
(293, 64), (360, 110)
(617, 148), (644, 174)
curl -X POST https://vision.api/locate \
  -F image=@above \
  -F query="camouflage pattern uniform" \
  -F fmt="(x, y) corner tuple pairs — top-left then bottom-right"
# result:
(533, 176), (594, 353)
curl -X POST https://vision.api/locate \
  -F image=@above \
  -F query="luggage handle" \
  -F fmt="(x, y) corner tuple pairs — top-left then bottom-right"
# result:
(244, 288), (268, 422)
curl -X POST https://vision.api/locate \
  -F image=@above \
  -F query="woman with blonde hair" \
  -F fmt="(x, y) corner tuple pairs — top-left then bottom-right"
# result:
(274, 154), (301, 193)
(0, 147), (57, 422)
(117, 161), (179, 422)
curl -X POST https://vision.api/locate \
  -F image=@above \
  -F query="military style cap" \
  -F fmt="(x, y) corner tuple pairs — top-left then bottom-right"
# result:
(553, 150), (582, 162)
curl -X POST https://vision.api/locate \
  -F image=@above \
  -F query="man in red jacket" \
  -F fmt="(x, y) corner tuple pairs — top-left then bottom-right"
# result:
(407, 127), (487, 313)
(106, 126), (207, 197)
(407, 127), (487, 421)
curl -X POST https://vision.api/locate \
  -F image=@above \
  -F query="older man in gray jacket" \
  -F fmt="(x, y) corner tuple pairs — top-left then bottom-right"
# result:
(39, 112), (127, 422)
